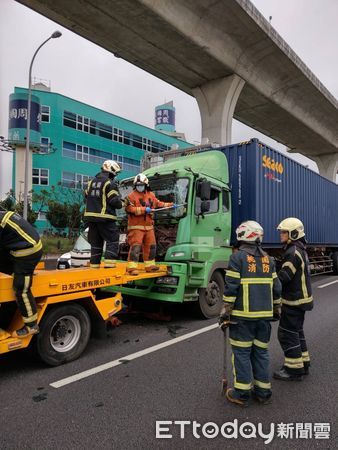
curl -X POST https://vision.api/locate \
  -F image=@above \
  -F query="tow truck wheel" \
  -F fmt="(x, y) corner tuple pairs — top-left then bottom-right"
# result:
(196, 271), (224, 319)
(35, 304), (91, 366)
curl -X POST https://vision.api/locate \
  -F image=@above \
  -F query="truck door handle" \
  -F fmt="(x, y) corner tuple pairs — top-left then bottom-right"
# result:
(214, 227), (222, 232)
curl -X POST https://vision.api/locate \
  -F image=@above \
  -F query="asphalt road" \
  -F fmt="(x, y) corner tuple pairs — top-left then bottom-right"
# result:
(0, 275), (337, 450)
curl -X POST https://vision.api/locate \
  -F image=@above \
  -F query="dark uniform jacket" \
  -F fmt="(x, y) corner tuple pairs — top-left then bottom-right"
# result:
(224, 244), (282, 320)
(84, 172), (123, 222)
(0, 211), (42, 257)
(277, 240), (313, 311)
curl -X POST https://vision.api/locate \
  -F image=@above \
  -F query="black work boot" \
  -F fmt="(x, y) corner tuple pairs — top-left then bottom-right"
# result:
(273, 367), (303, 381)
(303, 364), (310, 375)
(252, 391), (272, 405)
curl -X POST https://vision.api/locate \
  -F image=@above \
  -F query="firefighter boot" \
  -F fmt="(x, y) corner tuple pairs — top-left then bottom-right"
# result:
(252, 391), (272, 405)
(126, 262), (139, 276)
(145, 261), (160, 272)
(104, 260), (116, 268)
(225, 388), (249, 407)
(273, 367), (303, 381)
(12, 323), (39, 339)
(127, 267), (139, 276)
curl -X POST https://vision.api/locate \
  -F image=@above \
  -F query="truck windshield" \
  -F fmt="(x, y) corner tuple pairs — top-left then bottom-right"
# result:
(118, 177), (189, 219)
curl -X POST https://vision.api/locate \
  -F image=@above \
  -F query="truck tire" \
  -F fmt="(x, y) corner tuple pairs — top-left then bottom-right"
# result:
(196, 271), (224, 319)
(35, 303), (91, 366)
(332, 252), (338, 275)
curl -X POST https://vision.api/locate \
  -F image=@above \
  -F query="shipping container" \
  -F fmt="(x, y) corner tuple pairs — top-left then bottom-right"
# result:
(223, 139), (338, 246)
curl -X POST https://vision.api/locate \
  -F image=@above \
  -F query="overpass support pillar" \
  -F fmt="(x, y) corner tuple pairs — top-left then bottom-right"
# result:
(312, 154), (338, 182)
(192, 74), (245, 146)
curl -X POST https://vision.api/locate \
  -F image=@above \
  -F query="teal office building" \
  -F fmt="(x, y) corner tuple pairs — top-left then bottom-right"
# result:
(8, 86), (191, 229)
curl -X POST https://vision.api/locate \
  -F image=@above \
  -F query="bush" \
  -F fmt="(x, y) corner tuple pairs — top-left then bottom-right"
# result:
(41, 236), (75, 255)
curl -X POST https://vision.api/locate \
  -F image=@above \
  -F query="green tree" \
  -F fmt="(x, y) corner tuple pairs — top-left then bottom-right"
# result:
(0, 190), (37, 224)
(33, 184), (85, 237)
(46, 200), (69, 229)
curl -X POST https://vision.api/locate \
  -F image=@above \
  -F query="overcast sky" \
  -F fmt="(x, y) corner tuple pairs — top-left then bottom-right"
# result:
(0, 0), (337, 196)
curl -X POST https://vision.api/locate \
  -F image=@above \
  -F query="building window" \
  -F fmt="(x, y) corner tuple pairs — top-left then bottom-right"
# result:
(151, 142), (169, 153)
(89, 119), (97, 135)
(62, 141), (76, 159)
(62, 171), (76, 188)
(142, 137), (151, 151)
(76, 144), (89, 162)
(89, 148), (111, 165)
(75, 115), (89, 132)
(97, 122), (112, 139)
(40, 137), (50, 154)
(83, 117), (89, 133)
(131, 133), (143, 149)
(122, 157), (141, 174)
(76, 174), (90, 190)
(62, 171), (90, 189)
(41, 105), (50, 122)
(63, 110), (76, 128)
(63, 110), (173, 154)
(113, 128), (124, 143)
(32, 168), (49, 186)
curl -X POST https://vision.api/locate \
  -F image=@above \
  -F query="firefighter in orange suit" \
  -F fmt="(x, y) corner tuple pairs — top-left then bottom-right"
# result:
(125, 173), (176, 275)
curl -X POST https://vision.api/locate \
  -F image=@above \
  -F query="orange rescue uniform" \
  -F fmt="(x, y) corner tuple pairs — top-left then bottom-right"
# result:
(125, 190), (173, 270)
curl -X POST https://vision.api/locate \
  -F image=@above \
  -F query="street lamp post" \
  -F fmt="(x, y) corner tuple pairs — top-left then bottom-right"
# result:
(23, 30), (62, 220)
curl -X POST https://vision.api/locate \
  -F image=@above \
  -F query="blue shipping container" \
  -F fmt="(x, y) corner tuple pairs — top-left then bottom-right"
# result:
(222, 139), (338, 247)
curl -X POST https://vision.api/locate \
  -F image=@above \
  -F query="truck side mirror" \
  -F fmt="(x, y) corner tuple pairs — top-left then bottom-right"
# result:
(197, 179), (211, 200)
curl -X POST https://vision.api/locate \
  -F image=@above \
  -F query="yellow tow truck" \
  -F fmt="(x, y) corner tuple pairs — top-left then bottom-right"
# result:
(0, 262), (167, 365)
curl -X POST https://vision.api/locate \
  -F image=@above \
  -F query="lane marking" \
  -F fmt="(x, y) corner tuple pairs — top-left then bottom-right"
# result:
(50, 323), (218, 389)
(317, 280), (338, 289)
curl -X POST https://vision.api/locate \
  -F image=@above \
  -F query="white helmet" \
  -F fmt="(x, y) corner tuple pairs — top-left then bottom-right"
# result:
(277, 217), (305, 240)
(102, 160), (121, 175)
(133, 173), (149, 186)
(236, 221), (264, 243)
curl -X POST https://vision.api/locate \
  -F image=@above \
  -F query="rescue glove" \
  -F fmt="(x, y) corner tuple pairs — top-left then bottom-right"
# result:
(173, 204), (178, 209)
(273, 304), (281, 320)
(145, 207), (153, 214)
(218, 303), (233, 328)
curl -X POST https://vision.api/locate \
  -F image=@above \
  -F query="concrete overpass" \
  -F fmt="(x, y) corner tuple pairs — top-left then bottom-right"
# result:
(17, 0), (338, 180)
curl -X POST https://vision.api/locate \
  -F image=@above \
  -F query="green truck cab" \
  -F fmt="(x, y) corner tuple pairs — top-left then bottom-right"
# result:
(117, 150), (232, 318)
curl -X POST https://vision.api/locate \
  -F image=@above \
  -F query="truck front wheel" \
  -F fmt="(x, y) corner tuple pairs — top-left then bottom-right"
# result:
(35, 303), (91, 366)
(196, 271), (224, 319)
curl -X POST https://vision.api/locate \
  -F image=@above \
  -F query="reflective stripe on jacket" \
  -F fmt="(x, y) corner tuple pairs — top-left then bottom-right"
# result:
(84, 172), (122, 222)
(277, 240), (313, 310)
(125, 190), (172, 231)
(224, 244), (282, 320)
(0, 211), (42, 257)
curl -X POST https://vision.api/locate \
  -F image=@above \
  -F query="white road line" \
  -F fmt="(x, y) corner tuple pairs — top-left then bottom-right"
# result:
(317, 280), (338, 289)
(50, 323), (219, 389)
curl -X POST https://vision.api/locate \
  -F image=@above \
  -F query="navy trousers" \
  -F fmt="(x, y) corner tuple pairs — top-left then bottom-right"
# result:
(229, 319), (272, 400)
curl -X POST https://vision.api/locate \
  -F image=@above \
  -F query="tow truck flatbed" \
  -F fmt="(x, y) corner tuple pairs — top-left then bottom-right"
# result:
(0, 263), (167, 365)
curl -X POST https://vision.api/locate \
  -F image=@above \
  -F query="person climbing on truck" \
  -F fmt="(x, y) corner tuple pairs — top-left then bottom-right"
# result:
(125, 173), (177, 276)
(0, 210), (43, 338)
(84, 160), (123, 268)
(273, 217), (313, 381)
(220, 220), (282, 406)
